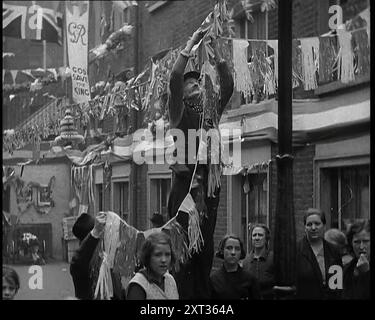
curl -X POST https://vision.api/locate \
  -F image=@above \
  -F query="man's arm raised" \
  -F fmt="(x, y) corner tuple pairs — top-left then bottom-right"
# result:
(212, 37), (234, 117)
(169, 28), (205, 128)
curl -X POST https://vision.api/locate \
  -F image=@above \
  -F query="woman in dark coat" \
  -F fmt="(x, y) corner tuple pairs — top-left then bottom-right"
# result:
(343, 219), (370, 299)
(242, 223), (275, 299)
(295, 208), (343, 299)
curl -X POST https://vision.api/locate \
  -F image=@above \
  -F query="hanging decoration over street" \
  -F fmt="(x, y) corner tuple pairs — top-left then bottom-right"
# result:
(337, 29), (355, 84)
(93, 210), (201, 299)
(3, 3), (369, 156)
(65, 0), (91, 103)
(3, 1), (63, 44)
(300, 37), (319, 90)
(233, 39), (253, 97)
(89, 24), (134, 64)
(3, 67), (70, 94)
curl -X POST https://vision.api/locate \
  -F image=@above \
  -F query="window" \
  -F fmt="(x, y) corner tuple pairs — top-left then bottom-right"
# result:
(149, 177), (171, 226)
(96, 184), (103, 212)
(112, 181), (129, 220)
(240, 172), (269, 252)
(320, 165), (370, 230)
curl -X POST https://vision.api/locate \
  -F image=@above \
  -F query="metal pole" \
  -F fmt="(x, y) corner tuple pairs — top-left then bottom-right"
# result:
(130, 3), (140, 226)
(274, 0), (296, 287)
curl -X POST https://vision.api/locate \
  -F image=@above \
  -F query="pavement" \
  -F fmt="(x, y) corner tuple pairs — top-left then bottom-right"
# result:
(8, 260), (76, 300)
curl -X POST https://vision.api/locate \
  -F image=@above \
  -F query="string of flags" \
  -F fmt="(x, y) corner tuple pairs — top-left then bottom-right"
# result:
(228, 16), (369, 97)
(3, 67), (71, 94)
(3, 4), (370, 155)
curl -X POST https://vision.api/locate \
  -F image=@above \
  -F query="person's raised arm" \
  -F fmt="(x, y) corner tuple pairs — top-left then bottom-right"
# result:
(169, 28), (205, 128)
(211, 38), (234, 117)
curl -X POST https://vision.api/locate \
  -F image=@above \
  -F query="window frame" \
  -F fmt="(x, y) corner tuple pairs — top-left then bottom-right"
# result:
(111, 178), (130, 221)
(147, 171), (172, 229)
(314, 155), (370, 229)
(95, 183), (104, 213)
(227, 166), (270, 253)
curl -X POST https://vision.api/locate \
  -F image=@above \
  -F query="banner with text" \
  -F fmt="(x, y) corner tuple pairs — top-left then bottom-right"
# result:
(65, 1), (91, 103)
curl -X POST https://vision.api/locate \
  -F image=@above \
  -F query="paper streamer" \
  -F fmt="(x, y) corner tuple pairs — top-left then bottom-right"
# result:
(267, 40), (278, 85)
(232, 39), (253, 97)
(359, 8), (370, 44)
(300, 37), (319, 90)
(337, 29), (355, 84)
(10, 70), (18, 84)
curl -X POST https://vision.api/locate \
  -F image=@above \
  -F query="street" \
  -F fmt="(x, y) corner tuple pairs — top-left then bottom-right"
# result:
(10, 260), (75, 300)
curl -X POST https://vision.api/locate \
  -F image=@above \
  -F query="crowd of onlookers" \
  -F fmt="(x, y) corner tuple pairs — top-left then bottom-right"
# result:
(2, 208), (370, 300)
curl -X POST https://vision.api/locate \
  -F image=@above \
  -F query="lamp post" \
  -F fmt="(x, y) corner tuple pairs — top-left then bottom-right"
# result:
(274, 0), (296, 289)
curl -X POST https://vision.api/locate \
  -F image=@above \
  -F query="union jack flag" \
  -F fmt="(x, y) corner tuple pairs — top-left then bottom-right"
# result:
(3, 1), (63, 44)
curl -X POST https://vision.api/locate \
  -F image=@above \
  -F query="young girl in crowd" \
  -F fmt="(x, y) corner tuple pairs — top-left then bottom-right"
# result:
(209, 234), (260, 299)
(126, 231), (179, 300)
(3, 265), (20, 300)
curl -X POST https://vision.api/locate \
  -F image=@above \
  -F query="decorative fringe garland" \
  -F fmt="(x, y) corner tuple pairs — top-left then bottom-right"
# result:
(200, 70), (222, 198)
(300, 37), (320, 90)
(71, 165), (96, 212)
(267, 40), (278, 86)
(264, 58), (276, 96)
(94, 252), (113, 300)
(337, 29), (355, 84)
(92, 209), (204, 298)
(352, 29), (370, 77)
(207, 128), (222, 197)
(94, 211), (120, 300)
(232, 39), (253, 97)
(208, 163), (222, 198)
(359, 8), (370, 45)
(104, 212), (121, 267)
(319, 36), (337, 83)
(178, 193), (204, 255)
(162, 217), (189, 273)
(113, 216), (140, 290)
(201, 60), (219, 94)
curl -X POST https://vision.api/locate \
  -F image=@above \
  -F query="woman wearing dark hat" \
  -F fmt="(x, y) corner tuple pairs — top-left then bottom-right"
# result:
(167, 26), (233, 300)
(209, 234), (260, 299)
(150, 212), (164, 228)
(70, 212), (103, 300)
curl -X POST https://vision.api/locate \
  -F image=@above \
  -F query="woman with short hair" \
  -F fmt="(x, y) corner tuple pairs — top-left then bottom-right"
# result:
(126, 231), (179, 300)
(343, 219), (370, 299)
(209, 234), (260, 299)
(295, 208), (343, 299)
(242, 223), (275, 299)
(3, 265), (20, 300)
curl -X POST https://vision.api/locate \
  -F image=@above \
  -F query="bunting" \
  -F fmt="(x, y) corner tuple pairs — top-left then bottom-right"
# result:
(337, 29), (355, 84)
(232, 39), (253, 97)
(94, 209), (201, 298)
(300, 37), (319, 90)
(3, 1), (63, 44)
